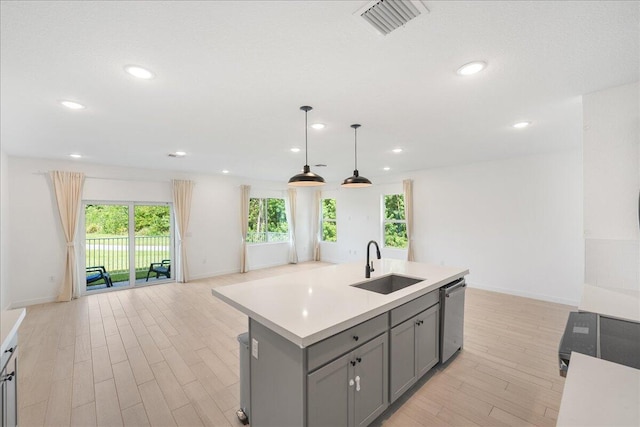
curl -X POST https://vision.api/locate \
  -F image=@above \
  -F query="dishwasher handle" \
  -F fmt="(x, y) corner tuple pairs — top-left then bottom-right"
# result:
(444, 280), (466, 297)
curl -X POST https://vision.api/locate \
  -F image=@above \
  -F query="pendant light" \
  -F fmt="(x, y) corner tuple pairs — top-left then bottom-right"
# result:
(341, 124), (372, 188)
(288, 106), (326, 186)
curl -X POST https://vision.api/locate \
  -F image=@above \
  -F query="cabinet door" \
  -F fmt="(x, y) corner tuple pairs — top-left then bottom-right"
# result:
(1, 353), (17, 427)
(307, 352), (352, 427)
(353, 334), (388, 427)
(6, 355), (17, 427)
(1, 371), (6, 427)
(416, 304), (439, 379)
(389, 317), (417, 403)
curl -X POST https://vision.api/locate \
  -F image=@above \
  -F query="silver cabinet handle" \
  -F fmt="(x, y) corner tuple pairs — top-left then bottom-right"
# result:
(349, 379), (354, 387)
(355, 375), (361, 392)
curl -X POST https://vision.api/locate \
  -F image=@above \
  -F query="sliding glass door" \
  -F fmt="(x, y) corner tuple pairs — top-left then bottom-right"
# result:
(83, 202), (174, 293)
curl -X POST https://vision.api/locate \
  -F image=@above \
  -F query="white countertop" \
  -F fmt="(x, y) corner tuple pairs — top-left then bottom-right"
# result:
(579, 284), (640, 322)
(557, 352), (640, 427)
(1, 308), (26, 353)
(212, 260), (468, 347)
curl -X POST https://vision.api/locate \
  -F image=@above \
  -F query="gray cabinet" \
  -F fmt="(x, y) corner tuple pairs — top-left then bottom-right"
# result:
(308, 333), (388, 427)
(246, 287), (450, 427)
(1, 335), (18, 427)
(390, 303), (439, 403)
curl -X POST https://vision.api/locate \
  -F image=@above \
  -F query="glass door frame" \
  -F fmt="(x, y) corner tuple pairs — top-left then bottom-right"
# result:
(79, 200), (175, 296)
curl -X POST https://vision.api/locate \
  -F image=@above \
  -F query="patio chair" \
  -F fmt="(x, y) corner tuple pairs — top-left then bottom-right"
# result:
(86, 266), (113, 287)
(146, 259), (171, 281)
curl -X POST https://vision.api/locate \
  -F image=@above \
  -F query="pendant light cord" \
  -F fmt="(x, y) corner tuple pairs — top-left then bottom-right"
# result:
(304, 109), (309, 166)
(354, 126), (358, 170)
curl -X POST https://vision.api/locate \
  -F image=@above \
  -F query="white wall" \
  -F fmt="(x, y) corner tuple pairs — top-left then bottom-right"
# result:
(319, 182), (407, 265)
(0, 150), (10, 310)
(6, 157), (313, 307)
(320, 149), (584, 305)
(583, 82), (640, 290)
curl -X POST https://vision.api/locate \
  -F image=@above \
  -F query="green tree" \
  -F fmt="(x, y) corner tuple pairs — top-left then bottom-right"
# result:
(85, 204), (170, 236)
(383, 195), (407, 248)
(85, 205), (129, 235)
(322, 198), (337, 242)
(247, 198), (288, 243)
(134, 206), (170, 235)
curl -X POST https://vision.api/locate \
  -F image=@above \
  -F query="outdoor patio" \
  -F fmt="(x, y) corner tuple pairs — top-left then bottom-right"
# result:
(86, 274), (171, 291)
(85, 235), (171, 292)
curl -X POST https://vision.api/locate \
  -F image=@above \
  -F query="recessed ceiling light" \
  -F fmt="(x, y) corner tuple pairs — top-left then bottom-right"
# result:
(383, 167), (390, 171)
(69, 153), (82, 159)
(513, 121), (532, 129)
(124, 65), (155, 79)
(174, 151), (187, 156)
(310, 123), (326, 130)
(60, 100), (85, 110)
(392, 148), (403, 153)
(222, 170), (229, 174)
(290, 147), (301, 153)
(456, 61), (487, 76)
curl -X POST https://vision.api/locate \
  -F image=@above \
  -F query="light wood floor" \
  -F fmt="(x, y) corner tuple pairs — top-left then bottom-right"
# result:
(16, 262), (574, 426)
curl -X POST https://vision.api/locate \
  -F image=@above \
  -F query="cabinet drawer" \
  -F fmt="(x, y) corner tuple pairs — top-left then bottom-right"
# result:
(1, 333), (17, 371)
(308, 313), (388, 372)
(390, 290), (439, 327)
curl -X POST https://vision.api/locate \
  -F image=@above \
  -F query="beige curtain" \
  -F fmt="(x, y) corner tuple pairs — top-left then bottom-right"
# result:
(313, 190), (322, 261)
(403, 179), (415, 261)
(50, 171), (85, 302)
(240, 185), (250, 273)
(286, 188), (298, 264)
(172, 179), (194, 282)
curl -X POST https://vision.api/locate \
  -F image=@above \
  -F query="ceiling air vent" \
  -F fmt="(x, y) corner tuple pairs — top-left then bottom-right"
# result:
(356, 0), (429, 36)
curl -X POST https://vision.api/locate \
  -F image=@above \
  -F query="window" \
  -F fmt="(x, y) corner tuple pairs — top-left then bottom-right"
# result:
(321, 198), (337, 242)
(247, 198), (288, 243)
(383, 194), (407, 248)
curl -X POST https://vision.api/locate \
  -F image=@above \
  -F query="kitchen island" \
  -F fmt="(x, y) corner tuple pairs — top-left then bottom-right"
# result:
(556, 284), (640, 427)
(212, 259), (468, 427)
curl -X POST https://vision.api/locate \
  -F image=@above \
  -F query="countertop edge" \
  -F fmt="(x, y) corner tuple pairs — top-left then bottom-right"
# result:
(1, 308), (26, 353)
(556, 352), (640, 427)
(212, 270), (467, 348)
(578, 284), (640, 323)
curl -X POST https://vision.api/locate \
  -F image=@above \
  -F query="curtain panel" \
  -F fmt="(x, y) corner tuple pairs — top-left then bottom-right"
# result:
(172, 179), (194, 282)
(240, 185), (250, 273)
(313, 190), (322, 261)
(286, 188), (298, 264)
(403, 179), (415, 261)
(50, 171), (85, 301)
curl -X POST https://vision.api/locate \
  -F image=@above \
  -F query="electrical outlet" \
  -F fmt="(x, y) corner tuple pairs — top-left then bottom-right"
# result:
(252, 338), (258, 359)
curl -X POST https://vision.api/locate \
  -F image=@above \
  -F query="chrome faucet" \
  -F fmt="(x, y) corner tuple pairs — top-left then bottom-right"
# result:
(365, 240), (381, 278)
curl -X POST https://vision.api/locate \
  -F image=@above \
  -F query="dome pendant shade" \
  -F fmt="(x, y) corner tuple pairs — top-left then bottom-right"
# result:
(342, 123), (372, 188)
(289, 106), (325, 187)
(342, 169), (372, 187)
(289, 165), (326, 186)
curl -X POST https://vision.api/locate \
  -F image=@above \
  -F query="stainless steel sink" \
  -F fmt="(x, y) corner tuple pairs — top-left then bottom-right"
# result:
(351, 274), (424, 295)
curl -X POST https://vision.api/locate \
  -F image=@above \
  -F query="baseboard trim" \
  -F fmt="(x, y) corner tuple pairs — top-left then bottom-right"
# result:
(11, 295), (58, 308)
(189, 268), (240, 281)
(467, 281), (579, 307)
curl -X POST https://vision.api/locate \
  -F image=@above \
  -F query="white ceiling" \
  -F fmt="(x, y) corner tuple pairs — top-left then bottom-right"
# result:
(1, 1), (638, 183)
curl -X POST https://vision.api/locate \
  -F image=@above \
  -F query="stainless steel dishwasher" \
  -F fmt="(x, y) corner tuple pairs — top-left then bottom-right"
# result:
(440, 278), (466, 364)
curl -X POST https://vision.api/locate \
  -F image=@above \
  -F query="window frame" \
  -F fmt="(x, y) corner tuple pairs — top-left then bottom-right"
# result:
(320, 198), (337, 243)
(381, 193), (408, 250)
(246, 197), (289, 245)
